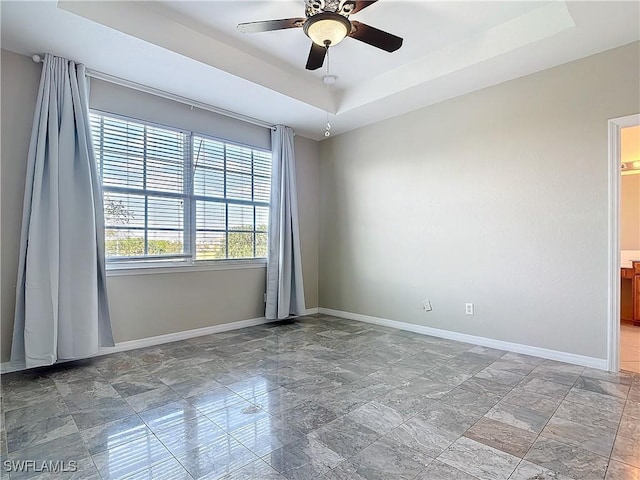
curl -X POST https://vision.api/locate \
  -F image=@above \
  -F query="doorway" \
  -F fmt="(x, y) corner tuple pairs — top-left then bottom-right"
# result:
(608, 114), (640, 372)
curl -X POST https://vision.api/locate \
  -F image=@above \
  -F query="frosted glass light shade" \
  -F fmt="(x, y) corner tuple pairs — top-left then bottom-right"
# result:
(304, 13), (351, 47)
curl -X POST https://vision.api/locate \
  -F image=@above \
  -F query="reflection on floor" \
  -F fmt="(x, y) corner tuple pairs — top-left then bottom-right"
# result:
(1, 315), (639, 480)
(621, 321), (640, 373)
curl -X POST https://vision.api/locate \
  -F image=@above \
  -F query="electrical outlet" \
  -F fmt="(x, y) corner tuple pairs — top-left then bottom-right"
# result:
(465, 303), (474, 315)
(422, 300), (432, 311)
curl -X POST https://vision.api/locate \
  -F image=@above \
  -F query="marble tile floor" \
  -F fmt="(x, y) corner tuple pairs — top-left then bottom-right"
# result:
(620, 322), (640, 374)
(1, 314), (639, 480)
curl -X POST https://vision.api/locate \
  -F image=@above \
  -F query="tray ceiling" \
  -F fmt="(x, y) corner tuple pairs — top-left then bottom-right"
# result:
(2, 1), (638, 140)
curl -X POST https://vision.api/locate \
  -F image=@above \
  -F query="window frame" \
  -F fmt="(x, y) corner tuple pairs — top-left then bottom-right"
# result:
(91, 109), (271, 274)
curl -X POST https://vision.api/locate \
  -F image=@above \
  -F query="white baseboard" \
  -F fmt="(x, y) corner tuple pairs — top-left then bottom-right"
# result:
(3, 307), (605, 374)
(1, 316), (278, 375)
(319, 308), (607, 370)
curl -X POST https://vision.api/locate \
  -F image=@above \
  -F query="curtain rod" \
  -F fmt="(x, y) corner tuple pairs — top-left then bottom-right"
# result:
(31, 54), (278, 131)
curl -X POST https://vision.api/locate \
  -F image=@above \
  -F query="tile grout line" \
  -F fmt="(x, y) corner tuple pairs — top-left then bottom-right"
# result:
(321, 346), (517, 479)
(517, 368), (639, 479)
(607, 378), (640, 472)
(3, 317), (638, 480)
(512, 368), (583, 480)
(307, 346), (460, 477)
(435, 356), (551, 480)
(461, 369), (534, 479)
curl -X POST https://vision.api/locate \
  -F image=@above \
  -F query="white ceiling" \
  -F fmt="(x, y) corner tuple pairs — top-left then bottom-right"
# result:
(2, 1), (639, 140)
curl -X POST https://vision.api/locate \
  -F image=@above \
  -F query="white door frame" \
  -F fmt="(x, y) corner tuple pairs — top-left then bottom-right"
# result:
(607, 113), (640, 372)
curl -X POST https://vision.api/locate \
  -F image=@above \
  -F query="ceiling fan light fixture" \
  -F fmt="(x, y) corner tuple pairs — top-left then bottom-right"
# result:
(303, 12), (351, 47)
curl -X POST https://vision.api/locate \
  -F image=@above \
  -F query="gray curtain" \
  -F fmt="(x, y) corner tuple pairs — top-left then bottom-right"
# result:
(11, 54), (114, 369)
(266, 125), (306, 319)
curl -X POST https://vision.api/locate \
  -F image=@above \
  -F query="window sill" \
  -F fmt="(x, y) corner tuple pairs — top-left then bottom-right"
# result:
(106, 259), (267, 277)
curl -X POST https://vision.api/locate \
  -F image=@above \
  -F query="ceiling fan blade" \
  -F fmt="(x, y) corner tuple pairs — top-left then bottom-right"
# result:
(306, 43), (327, 70)
(348, 21), (403, 52)
(348, 1), (379, 15)
(237, 18), (305, 33)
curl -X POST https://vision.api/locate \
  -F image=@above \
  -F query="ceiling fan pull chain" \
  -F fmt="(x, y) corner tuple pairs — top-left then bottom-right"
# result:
(326, 44), (330, 75)
(325, 48), (332, 137)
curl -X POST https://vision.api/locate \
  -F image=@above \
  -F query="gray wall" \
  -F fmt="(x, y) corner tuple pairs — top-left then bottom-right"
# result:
(319, 42), (640, 361)
(295, 135), (320, 308)
(0, 49), (320, 363)
(621, 174), (640, 250)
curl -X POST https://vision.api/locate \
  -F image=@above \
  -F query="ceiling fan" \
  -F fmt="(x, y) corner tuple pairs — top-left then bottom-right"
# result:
(237, 0), (403, 70)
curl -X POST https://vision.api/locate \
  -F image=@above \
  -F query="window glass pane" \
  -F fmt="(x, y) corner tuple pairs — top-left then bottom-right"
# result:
(226, 144), (252, 174)
(148, 230), (184, 256)
(255, 206), (269, 231)
(228, 204), (253, 231)
(254, 150), (271, 177)
(102, 117), (145, 156)
(146, 126), (184, 159)
(99, 117), (145, 189)
(102, 154), (144, 189)
(255, 233), (268, 258)
(105, 229), (145, 257)
(194, 167), (224, 198)
(193, 136), (224, 170)
(227, 172), (252, 200)
(92, 113), (187, 261)
(91, 116), (102, 164)
(146, 126), (184, 193)
(228, 232), (254, 259)
(104, 193), (144, 228)
(147, 158), (183, 193)
(196, 231), (226, 260)
(147, 196), (184, 230)
(196, 201), (225, 230)
(254, 176), (270, 203)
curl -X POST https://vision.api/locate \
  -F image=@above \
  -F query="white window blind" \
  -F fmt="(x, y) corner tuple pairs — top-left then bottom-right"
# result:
(90, 111), (271, 266)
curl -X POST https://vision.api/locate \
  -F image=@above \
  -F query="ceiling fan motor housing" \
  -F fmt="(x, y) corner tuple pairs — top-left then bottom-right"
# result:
(305, 0), (356, 17)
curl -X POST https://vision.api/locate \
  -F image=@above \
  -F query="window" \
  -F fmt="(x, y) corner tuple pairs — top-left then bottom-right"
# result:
(90, 111), (271, 267)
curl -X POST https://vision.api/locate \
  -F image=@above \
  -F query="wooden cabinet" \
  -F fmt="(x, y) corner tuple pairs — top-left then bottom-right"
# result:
(623, 261), (640, 326)
(635, 261), (640, 327)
